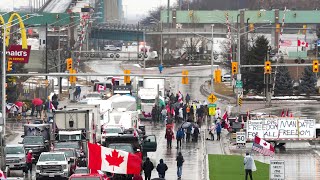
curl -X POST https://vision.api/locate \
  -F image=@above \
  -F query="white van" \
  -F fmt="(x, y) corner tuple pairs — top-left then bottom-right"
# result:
(222, 74), (231, 82)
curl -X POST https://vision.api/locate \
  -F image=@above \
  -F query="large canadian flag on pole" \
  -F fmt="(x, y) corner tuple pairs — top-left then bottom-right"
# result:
(297, 40), (308, 47)
(88, 143), (142, 175)
(252, 136), (275, 157)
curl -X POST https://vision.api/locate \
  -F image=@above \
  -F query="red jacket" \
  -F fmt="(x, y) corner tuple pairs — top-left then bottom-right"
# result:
(26, 153), (32, 163)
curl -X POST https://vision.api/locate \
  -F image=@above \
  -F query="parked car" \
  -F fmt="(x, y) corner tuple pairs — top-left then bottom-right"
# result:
(5, 144), (26, 171)
(104, 45), (121, 51)
(222, 74), (231, 82)
(101, 125), (123, 143)
(36, 152), (69, 179)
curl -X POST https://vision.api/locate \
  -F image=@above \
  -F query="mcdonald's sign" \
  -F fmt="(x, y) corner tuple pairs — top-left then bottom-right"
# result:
(0, 13), (31, 63)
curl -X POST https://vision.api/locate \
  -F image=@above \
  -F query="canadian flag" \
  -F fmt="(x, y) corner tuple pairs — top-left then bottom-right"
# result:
(297, 40), (308, 47)
(88, 143), (142, 175)
(0, 169), (6, 180)
(222, 111), (228, 120)
(252, 136), (275, 156)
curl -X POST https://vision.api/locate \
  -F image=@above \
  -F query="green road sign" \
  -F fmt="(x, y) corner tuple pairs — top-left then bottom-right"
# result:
(236, 80), (243, 88)
(208, 104), (217, 108)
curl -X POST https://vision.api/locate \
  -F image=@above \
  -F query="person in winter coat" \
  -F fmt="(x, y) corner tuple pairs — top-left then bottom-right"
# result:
(209, 123), (216, 140)
(176, 128), (185, 148)
(35, 104), (42, 118)
(26, 150), (33, 174)
(216, 121), (222, 141)
(152, 106), (157, 122)
(244, 152), (254, 180)
(143, 157), (154, 180)
(178, 107), (183, 123)
(156, 159), (168, 178)
(176, 152), (185, 179)
(185, 93), (190, 104)
(186, 125), (192, 142)
(193, 126), (200, 142)
(165, 128), (174, 148)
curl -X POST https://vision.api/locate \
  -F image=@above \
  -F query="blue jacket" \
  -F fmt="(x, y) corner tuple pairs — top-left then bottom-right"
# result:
(216, 122), (222, 133)
(176, 129), (185, 139)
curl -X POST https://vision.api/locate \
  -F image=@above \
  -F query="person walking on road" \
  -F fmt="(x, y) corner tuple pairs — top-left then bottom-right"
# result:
(156, 159), (168, 178)
(176, 128), (184, 148)
(244, 152), (254, 180)
(216, 121), (222, 141)
(165, 128), (174, 148)
(26, 150), (33, 175)
(193, 126), (200, 142)
(185, 93), (190, 104)
(176, 152), (185, 179)
(186, 125), (192, 142)
(142, 157), (154, 180)
(209, 123), (216, 141)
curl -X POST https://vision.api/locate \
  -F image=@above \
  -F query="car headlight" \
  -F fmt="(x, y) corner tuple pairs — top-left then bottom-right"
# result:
(106, 93), (111, 97)
(62, 165), (67, 170)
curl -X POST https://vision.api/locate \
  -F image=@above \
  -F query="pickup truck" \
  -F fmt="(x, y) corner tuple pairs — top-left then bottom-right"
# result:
(20, 135), (49, 161)
(5, 144), (26, 171)
(36, 152), (69, 180)
(52, 148), (78, 175)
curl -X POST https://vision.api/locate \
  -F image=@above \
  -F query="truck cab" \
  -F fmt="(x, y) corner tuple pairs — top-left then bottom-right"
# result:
(5, 144), (26, 171)
(20, 135), (49, 161)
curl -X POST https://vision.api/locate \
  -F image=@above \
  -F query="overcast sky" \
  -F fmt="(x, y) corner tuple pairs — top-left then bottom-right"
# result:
(0, 0), (174, 22)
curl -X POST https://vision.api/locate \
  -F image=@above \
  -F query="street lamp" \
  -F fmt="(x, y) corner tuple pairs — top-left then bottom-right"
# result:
(150, 18), (163, 65)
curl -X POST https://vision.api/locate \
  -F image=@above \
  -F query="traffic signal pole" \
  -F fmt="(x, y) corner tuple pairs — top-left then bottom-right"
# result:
(1, 24), (6, 171)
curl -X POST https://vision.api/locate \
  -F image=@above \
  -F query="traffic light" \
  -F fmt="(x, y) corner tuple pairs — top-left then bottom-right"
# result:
(66, 58), (73, 71)
(303, 25), (307, 35)
(69, 69), (76, 84)
(124, 69), (131, 84)
(7, 61), (12, 72)
(276, 23), (281, 33)
(249, 23), (254, 32)
(182, 70), (189, 84)
(313, 60), (319, 73)
(231, 62), (238, 75)
(264, 61), (272, 74)
(214, 69), (221, 83)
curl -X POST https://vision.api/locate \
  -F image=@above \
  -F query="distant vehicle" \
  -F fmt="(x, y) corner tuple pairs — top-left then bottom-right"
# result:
(5, 144), (26, 171)
(101, 125), (123, 144)
(36, 152), (69, 179)
(222, 74), (231, 82)
(104, 45), (121, 51)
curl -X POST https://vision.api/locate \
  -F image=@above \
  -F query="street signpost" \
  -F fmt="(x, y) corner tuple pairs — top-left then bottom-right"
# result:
(235, 80), (243, 88)
(236, 132), (246, 144)
(207, 93), (217, 104)
(208, 104), (216, 116)
(270, 160), (285, 180)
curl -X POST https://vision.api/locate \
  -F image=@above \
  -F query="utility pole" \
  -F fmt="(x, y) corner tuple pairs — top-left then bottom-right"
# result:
(160, 21), (163, 65)
(45, 23), (48, 100)
(1, 24), (6, 171)
(143, 31), (146, 69)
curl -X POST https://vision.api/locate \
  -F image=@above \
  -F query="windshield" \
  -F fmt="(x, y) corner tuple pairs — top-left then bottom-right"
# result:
(6, 147), (24, 154)
(23, 136), (43, 145)
(105, 128), (122, 134)
(70, 178), (100, 180)
(74, 168), (89, 174)
(38, 154), (66, 161)
(58, 150), (75, 159)
(141, 99), (155, 103)
(108, 144), (134, 153)
(55, 143), (80, 149)
(60, 134), (81, 141)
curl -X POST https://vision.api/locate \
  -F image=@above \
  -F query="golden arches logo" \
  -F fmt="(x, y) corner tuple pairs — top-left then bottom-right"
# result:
(0, 13), (28, 49)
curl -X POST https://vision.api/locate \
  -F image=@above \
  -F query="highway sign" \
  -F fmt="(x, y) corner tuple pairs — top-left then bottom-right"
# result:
(236, 80), (243, 88)
(207, 94), (217, 104)
(236, 132), (246, 144)
(270, 160), (285, 180)
(208, 104), (216, 108)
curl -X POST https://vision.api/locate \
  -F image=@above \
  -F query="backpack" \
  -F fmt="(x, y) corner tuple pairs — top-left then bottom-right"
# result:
(177, 130), (183, 139)
(186, 107), (190, 113)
